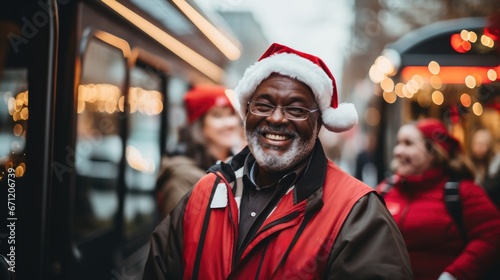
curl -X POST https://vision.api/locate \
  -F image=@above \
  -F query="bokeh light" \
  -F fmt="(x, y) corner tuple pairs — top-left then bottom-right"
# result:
(431, 91), (444, 105)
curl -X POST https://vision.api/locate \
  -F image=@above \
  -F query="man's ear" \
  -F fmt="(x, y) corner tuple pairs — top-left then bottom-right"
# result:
(316, 114), (323, 129)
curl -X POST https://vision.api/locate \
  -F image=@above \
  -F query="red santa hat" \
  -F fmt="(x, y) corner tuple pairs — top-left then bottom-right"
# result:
(416, 118), (460, 156)
(184, 85), (232, 123)
(234, 43), (357, 132)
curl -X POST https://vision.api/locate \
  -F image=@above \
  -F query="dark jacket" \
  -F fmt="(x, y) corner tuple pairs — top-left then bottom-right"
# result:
(144, 143), (413, 279)
(156, 155), (206, 217)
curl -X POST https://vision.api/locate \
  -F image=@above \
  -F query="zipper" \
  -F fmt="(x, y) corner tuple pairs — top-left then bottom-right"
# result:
(229, 199), (239, 269)
(234, 210), (300, 264)
(258, 211), (300, 233)
(254, 240), (270, 280)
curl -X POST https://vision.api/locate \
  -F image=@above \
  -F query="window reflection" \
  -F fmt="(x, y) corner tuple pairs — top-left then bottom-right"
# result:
(0, 21), (28, 181)
(165, 77), (190, 153)
(0, 70), (28, 180)
(123, 66), (164, 239)
(74, 39), (126, 240)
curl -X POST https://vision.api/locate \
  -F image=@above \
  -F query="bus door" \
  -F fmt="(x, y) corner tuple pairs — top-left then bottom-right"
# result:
(0, 1), (57, 279)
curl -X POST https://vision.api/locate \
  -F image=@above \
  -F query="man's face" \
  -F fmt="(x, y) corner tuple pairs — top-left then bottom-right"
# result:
(244, 73), (320, 172)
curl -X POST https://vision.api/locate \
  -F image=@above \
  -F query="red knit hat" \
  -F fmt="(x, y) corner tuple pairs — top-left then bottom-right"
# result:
(234, 43), (357, 132)
(184, 85), (231, 123)
(416, 118), (460, 155)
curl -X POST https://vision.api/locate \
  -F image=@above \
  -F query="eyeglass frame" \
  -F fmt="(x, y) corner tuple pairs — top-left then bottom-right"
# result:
(247, 100), (319, 121)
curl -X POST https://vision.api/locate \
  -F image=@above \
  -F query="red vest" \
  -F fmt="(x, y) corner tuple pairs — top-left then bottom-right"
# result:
(182, 161), (372, 279)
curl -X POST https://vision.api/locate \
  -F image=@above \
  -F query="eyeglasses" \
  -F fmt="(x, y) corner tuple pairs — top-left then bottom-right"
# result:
(248, 101), (319, 121)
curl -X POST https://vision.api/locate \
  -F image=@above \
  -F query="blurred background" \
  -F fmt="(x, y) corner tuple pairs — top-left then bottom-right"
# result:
(211, 0), (500, 183)
(0, 0), (499, 279)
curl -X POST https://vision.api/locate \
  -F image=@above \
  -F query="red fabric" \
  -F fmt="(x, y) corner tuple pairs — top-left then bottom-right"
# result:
(377, 168), (500, 280)
(258, 43), (339, 109)
(183, 85), (231, 123)
(485, 10), (500, 41)
(416, 118), (460, 155)
(181, 161), (372, 279)
(449, 105), (460, 124)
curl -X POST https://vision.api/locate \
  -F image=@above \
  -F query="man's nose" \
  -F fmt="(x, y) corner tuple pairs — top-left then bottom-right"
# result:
(267, 106), (287, 122)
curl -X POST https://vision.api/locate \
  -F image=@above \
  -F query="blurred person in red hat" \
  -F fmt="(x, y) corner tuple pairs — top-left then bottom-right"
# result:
(155, 84), (245, 218)
(182, 84), (246, 169)
(376, 118), (500, 280)
(144, 43), (412, 279)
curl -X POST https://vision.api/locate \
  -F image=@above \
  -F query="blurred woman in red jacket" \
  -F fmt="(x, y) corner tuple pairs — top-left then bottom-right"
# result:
(377, 118), (500, 280)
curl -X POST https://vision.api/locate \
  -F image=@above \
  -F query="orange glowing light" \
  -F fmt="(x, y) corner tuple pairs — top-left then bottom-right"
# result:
(401, 65), (500, 84)
(461, 40), (471, 51)
(460, 93), (472, 107)
(450, 34), (467, 53)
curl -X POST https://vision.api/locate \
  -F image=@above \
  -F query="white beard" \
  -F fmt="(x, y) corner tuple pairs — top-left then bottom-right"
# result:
(244, 119), (319, 172)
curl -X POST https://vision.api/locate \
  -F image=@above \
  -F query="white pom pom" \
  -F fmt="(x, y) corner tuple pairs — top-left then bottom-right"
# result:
(321, 103), (358, 132)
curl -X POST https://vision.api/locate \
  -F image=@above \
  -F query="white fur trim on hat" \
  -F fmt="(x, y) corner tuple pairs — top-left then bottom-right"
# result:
(322, 103), (358, 132)
(234, 52), (357, 132)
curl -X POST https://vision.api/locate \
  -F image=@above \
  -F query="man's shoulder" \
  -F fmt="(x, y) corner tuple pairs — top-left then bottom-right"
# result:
(192, 172), (219, 188)
(321, 160), (375, 203)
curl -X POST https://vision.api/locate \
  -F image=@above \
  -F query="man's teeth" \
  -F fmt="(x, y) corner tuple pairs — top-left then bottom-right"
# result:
(265, 133), (288, 140)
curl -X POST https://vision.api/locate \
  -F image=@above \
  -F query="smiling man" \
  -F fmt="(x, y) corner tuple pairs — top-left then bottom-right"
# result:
(143, 43), (413, 279)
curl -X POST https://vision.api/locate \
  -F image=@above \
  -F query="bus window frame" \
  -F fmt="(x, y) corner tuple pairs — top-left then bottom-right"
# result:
(121, 48), (170, 255)
(71, 27), (131, 272)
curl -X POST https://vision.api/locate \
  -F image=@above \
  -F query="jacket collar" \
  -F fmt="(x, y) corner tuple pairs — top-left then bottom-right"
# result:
(293, 140), (326, 203)
(207, 146), (250, 182)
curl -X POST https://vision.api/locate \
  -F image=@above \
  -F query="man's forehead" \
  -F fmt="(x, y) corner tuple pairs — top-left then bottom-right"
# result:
(257, 73), (314, 94)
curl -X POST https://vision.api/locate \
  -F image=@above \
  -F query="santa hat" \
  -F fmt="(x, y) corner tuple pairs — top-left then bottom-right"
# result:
(184, 85), (232, 123)
(416, 118), (460, 156)
(234, 43), (357, 132)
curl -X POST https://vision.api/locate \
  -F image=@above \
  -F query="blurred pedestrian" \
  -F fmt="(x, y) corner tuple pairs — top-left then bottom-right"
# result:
(377, 118), (500, 280)
(155, 85), (245, 217)
(469, 127), (500, 208)
(143, 43), (413, 279)
(354, 129), (379, 187)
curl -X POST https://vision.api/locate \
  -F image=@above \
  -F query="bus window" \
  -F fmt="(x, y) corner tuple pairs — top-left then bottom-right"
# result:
(74, 38), (126, 240)
(0, 22), (28, 185)
(165, 76), (190, 154)
(123, 65), (164, 240)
